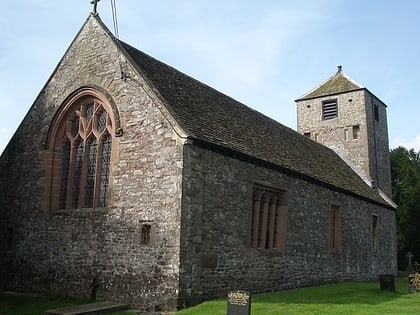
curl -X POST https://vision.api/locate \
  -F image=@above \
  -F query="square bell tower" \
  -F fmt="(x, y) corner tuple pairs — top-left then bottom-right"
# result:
(295, 66), (392, 199)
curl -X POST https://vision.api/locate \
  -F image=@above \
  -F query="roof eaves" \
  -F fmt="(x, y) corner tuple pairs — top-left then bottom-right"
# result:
(190, 137), (395, 211)
(295, 87), (366, 102)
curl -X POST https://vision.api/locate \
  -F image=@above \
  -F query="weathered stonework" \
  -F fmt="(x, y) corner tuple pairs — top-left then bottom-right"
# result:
(179, 143), (396, 305)
(0, 16), (183, 313)
(296, 80), (392, 198)
(0, 14), (397, 313)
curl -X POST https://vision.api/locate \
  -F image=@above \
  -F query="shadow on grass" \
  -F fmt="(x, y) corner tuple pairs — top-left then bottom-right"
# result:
(0, 292), (93, 315)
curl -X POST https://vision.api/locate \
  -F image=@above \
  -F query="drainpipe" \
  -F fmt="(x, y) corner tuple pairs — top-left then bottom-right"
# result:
(371, 96), (379, 188)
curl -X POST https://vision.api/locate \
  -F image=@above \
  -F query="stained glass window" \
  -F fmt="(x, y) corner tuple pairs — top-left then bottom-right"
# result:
(55, 96), (114, 210)
(71, 116), (79, 137)
(85, 138), (97, 208)
(72, 140), (84, 209)
(99, 135), (112, 207)
(97, 110), (107, 133)
(86, 104), (94, 122)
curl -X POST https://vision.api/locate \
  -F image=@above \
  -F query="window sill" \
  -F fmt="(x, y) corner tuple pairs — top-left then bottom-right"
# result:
(243, 247), (285, 257)
(51, 207), (109, 216)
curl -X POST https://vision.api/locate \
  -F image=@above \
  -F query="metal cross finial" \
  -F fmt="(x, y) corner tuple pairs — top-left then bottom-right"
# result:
(91, 0), (101, 15)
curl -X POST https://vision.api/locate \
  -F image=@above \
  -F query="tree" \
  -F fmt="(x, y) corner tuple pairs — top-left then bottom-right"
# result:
(390, 146), (420, 270)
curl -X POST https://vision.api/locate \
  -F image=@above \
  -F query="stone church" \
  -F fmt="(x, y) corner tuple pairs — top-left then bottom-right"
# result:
(0, 13), (396, 312)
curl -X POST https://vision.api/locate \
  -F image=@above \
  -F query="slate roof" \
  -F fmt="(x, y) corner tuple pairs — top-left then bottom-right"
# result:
(118, 39), (391, 209)
(296, 66), (364, 101)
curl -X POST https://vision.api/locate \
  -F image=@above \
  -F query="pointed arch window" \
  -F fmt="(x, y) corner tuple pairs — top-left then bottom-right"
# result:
(46, 88), (121, 210)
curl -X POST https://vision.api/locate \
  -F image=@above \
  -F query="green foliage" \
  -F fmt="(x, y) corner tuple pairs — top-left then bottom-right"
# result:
(176, 278), (420, 314)
(390, 146), (420, 269)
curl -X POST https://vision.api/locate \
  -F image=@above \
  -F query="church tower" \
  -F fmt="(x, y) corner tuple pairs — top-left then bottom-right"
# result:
(295, 66), (392, 199)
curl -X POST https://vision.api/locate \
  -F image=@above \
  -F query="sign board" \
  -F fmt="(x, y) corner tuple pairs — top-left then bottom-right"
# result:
(227, 290), (251, 315)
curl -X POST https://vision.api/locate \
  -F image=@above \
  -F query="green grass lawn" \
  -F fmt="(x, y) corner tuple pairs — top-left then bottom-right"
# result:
(177, 277), (420, 315)
(0, 278), (419, 315)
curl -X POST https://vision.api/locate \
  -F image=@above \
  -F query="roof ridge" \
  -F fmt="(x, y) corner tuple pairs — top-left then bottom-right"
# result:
(117, 42), (391, 209)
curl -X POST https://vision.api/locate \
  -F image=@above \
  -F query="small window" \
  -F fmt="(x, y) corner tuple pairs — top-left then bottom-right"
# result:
(372, 215), (379, 252)
(352, 125), (360, 139)
(141, 224), (151, 245)
(373, 104), (379, 121)
(329, 205), (342, 251)
(304, 132), (311, 138)
(250, 185), (287, 251)
(7, 226), (15, 249)
(344, 128), (349, 141)
(322, 99), (338, 120)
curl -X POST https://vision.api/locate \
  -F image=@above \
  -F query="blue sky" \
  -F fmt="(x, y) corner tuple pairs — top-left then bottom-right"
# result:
(1, 1), (420, 153)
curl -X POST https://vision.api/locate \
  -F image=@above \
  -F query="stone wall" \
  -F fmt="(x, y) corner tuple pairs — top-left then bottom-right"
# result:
(296, 89), (392, 196)
(179, 143), (397, 304)
(364, 92), (392, 196)
(0, 16), (184, 313)
(296, 90), (371, 184)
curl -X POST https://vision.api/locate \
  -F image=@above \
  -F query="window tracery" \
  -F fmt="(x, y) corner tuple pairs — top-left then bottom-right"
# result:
(46, 88), (119, 210)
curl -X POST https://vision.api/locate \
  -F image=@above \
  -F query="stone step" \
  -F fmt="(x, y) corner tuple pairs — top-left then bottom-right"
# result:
(44, 301), (130, 315)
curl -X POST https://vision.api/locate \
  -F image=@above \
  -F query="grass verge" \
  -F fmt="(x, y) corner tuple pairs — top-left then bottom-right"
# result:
(1, 278), (418, 315)
(177, 277), (420, 314)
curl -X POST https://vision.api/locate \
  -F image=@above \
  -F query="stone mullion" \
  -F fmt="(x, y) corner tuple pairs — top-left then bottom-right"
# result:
(268, 196), (277, 249)
(66, 141), (77, 209)
(78, 138), (89, 208)
(93, 136), (104, 208)
(259, 192), (270, 249)
(251, 190), (262, 248)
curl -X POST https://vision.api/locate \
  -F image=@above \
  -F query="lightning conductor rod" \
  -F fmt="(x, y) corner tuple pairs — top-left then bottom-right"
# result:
(91, 0), (101, 15)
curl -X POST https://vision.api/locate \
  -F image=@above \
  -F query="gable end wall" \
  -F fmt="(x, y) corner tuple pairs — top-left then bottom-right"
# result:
(0, 16), (184, 312)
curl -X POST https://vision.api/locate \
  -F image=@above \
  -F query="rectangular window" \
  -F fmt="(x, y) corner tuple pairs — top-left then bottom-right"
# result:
(141, 224), (151, 245)
(304, 132), (311, 138)
(352, 125), (360, 139)
(329, 205), (342, 251)
(372, 214), (379, 252)
(250, 185), (287, 252)
(344, 128), (349, 141)
(373, 104), (379, 121)
(322, 99), (338, 120)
